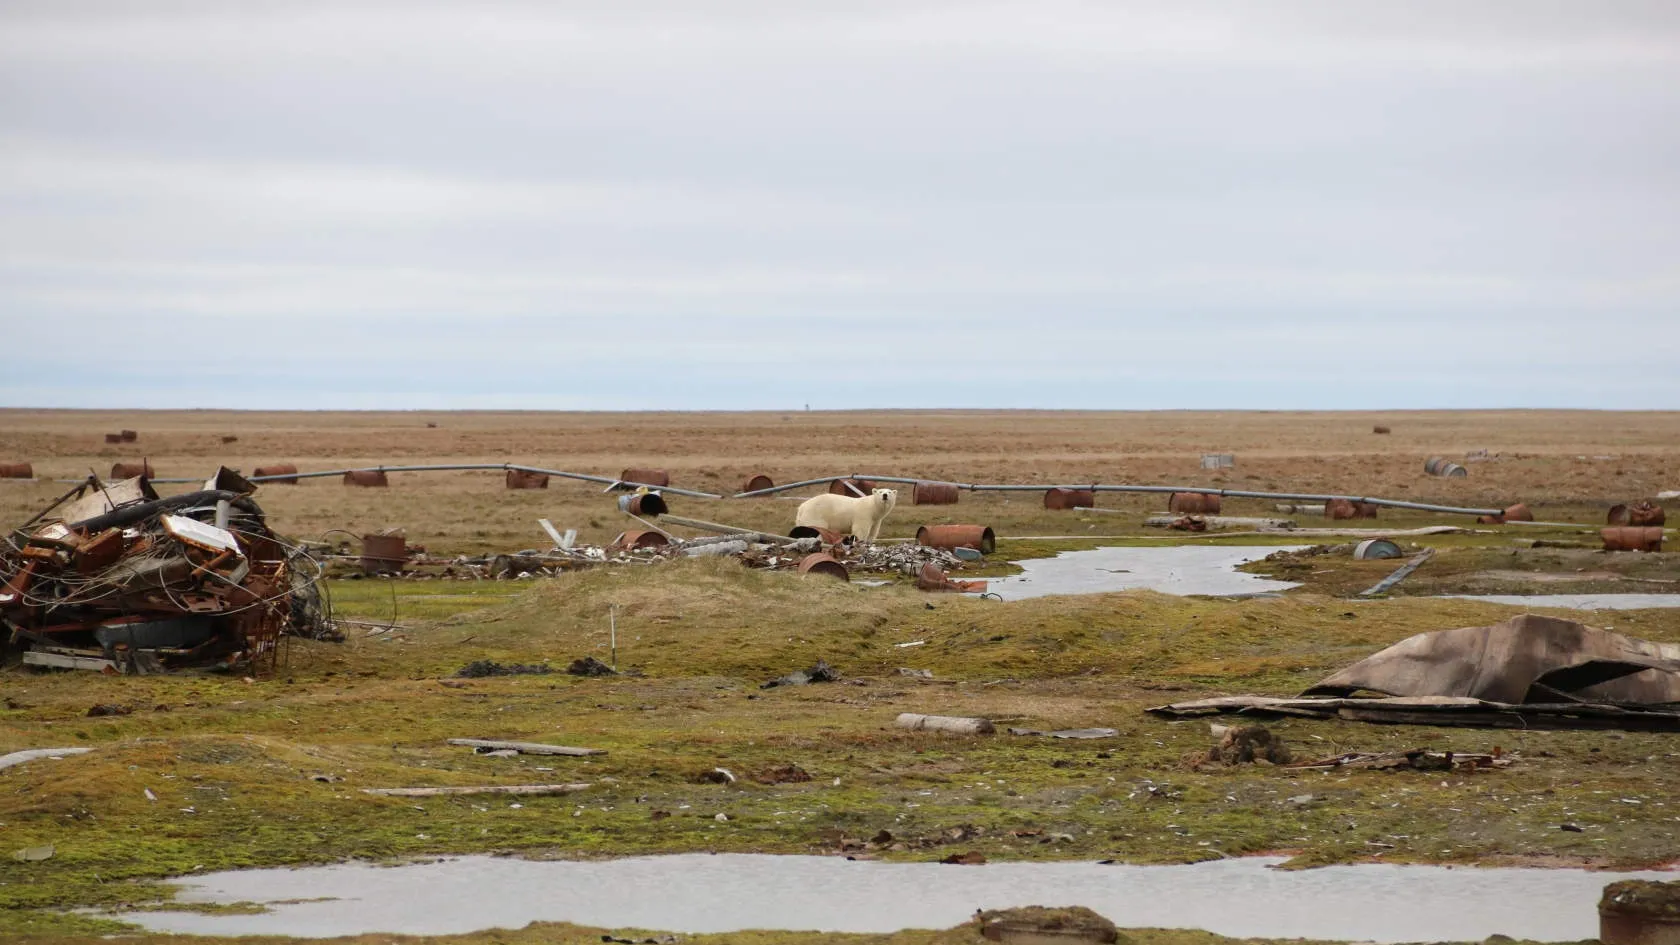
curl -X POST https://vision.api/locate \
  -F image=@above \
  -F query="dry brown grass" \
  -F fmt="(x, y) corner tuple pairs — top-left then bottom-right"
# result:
(2, 409), (1676, 553)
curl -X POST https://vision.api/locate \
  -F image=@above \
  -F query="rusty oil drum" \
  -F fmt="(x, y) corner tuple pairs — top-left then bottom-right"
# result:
(1325, 498), (1378, 520)
(343, 469), (389, 487)
(1043, 487), (1094, 510)
(111, 460), (154, 480)
(360, 533), (408, 575)
(741, 474), (775, 494)
(829, 478), (876, 497)
(1602, 527), (1664, 552)
(916, 524), (995, 555)
(1168, 492), (1221, 515)
(252, 463), (299, 484)
(913, 481), (960, 505)
(796, 553), (850, 581)
(505, 469), (550, 489)
(619, 468), (670, 488)
(609, 530), (669, 554)
(617, 492), (668, 516)
(0, 462), (33, 479)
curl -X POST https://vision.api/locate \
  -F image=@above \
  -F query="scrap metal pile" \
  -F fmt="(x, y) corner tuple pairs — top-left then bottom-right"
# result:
(1, 469), (332, 675)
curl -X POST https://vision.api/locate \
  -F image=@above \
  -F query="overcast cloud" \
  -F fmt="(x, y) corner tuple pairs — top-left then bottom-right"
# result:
(2, 1), (1677, 410)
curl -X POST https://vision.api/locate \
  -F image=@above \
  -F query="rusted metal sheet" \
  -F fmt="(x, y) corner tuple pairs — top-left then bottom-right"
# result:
(1424, 457), (1468, 478)
(829, 478), (876, 497)
(913, 481), (960, 505)
(796, 553), (849, 581)
(1372, 425), (1392, 434)
(916, 524), (996, 555)
(110, 460), (154, 480)
(608, 530), (669, 553)
(360, 533), (408, 575)
(619, 468), (670, 488)
(252, 463), (299, 484)
(1168, 492), (1221, 514)
(505, 469), (550, 490)
(617, 492), (668, 516)
(0, 462), (33, 479)
(742, 474), (775, 493)
(119, 430), (138, 442)
(342, 470), (389, 487)
(1603, 527), (1664, 552)
(1043, 487), (1094, 510)
(1324, 498), (1378, 520)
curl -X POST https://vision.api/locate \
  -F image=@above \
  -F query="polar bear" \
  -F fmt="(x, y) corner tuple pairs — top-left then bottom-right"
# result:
(795, 488), (898, 542)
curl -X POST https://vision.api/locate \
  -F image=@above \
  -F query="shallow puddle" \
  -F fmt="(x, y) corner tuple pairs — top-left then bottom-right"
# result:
(1446, 593), (1680, 610)
(985, 545), (1304, 600)
(121, 854), (1671, 941)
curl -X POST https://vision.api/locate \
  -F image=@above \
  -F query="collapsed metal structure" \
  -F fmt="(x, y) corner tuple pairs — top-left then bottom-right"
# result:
(1, 469), (332, 675)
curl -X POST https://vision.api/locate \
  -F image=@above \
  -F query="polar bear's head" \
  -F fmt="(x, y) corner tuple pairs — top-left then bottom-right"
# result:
(872, 488), (898, 512)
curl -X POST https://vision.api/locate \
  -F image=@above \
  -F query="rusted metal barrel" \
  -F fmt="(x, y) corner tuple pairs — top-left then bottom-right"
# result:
(742, 474), (775, 493)
(0, 462), (33, 479)
(343, 470), (389, 487)
(916, 524), (996, 555)
(253, 463), (299, 484)
(1168, 492), (1221, 515)
(104, 433), (123, 444)
(1618, 502), (1667, 527)
(609, 530), (670, 553)
(220, 435), (239, 444)
(617, 492), (668, 516)
(1501, 503), (1534, 523)
(1424, 457), (1468, 478)
(829, 478), (876, 497)
(619, 468), (670, 488)
(505, 469), (550, 490)
(111, 460), (153, 480)
(360, 534), (407, 575)
(913, 481), (960, 505)
(796, 553), (850, 581)
(1603, 527), (1664, 552)
(1325, 498), (1378, 520)
(1600, 880), (1680, 945)
(1372, 425), (1391, 434)
(1043, 487), (1094, 511)
(1608, 504), (1629, 525)
(1353, 539), (1402, 560)
(120, 430), (138, 442)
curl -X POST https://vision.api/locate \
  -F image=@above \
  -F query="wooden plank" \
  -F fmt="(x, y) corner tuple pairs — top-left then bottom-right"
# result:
(362, 783), (591, 797)
(447, 739), (605, 757)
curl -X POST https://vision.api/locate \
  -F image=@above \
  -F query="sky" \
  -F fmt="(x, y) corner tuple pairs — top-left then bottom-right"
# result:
(2, 1), (1677, 411)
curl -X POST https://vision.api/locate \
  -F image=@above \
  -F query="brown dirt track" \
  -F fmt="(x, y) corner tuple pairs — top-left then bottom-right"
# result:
(2, 409), (1676, 554)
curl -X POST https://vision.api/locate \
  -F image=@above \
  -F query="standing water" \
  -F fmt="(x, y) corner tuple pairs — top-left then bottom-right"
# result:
(984, 545), (1304, 600)
(120, 853), (1672, 941)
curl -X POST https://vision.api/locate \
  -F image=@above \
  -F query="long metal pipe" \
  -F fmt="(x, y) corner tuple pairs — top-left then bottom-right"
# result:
(83, 464), (1508, 519)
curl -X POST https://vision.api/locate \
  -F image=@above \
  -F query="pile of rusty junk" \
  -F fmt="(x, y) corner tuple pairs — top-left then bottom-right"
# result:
(0, 468), (334, 676)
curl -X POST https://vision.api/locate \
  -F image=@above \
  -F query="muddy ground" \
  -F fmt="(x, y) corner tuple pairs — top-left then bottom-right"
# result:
(1, 410), (1677, 941)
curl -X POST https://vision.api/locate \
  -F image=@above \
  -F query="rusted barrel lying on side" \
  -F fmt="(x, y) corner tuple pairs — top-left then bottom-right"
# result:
(0, 462), (33, 479)
(1043, 487), (1094, 510)
(104, 433), (123, 444)
(796, 553), (850, 581)
(1168, 492), (1221, 515)
(343, 469), (389, 487)
(609, 530), (669, 553)
(1600, 879), (1680, 945)
(913, 481), (960, 505)
(1353, 539), (1402, 560)
(120, 430), (138, 442)
(360, 534), (407, 575)
(1372, 425), (1391, 434)
(1501, 503), (1534, 523)
(253, 463), (299, 484)
(1424, 457), (1468, 478)
(829, 478), (875, 497)
(617, 492), (668, 516)
(1603, 527), (1664, 552)
(917, 524), (995, 555)
(1325, 498), (1378, 520)
(111, 460), (153, 480)
(742, 474), (775, 493)
(619, 468), (670, 488)
(505, 469), (550, 490)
